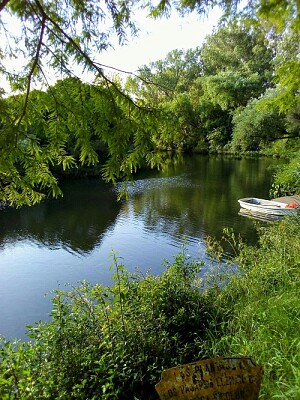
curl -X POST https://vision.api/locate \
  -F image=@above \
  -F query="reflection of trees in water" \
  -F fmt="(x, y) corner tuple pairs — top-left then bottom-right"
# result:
(0, 157), (283, 256)
(126, 156), (281, 251)
(0, 180), (120, 254)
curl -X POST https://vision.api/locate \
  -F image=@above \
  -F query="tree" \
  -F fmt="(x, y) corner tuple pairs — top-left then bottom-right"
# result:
(126, 48), (204, 151)
(271, 30), (300, 117)
(200, 23), (273, 110)
(126, 48), (202, 105)
(151, 0), (299, 116)
(181, 23), (273, 151)
(0, 76), (159, 206)
(0, 0), (137, 93)
(174, 0), (300, 116)
(230, 89), (289, 152)
(0, 1), (162, 206)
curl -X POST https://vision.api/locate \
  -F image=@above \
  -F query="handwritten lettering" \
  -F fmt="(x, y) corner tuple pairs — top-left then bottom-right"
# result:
(168, 388), (177, 398)
(155, 357), (262, 400)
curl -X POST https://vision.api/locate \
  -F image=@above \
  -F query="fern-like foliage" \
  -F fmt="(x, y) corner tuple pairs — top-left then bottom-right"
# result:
(0, 78), (160, 207)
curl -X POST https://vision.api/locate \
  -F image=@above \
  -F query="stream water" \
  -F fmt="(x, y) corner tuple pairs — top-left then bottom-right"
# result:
(0, 155), (282, 340)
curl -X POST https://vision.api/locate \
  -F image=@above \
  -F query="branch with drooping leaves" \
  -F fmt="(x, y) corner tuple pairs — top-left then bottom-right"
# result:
(16, 14), (46, 127)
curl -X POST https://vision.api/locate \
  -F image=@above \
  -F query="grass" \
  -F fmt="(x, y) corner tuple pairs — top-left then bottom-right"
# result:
(211, 217), (300, 399)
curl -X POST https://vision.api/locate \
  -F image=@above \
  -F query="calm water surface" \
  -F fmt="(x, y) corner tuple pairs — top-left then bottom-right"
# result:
(0, 155), (281, 340)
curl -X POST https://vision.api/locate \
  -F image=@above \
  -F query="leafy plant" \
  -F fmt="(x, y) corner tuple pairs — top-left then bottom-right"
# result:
(270, 150), (300, 197)
(0, 249), (220, 399)
(213, 217), (300, 399)
(1, 218), (300, 398)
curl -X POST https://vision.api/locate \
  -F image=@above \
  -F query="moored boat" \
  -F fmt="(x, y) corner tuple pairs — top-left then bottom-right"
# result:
(238, 197), (299, 216)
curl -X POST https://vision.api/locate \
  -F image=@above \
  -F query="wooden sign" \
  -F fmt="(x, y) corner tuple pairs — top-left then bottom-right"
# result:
(155, 357), (262, 400)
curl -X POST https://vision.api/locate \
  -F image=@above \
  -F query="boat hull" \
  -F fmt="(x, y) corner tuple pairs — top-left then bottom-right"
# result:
(238, 198), (298, 216)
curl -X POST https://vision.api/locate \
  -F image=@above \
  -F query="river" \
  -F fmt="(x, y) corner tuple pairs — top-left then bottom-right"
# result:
(0, 155), (282, 340)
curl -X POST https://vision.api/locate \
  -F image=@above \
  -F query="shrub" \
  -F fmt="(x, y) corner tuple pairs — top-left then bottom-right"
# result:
(0, 251), (220, 399)
(271, 149), (300, 197)
(212, 217), (300, 399)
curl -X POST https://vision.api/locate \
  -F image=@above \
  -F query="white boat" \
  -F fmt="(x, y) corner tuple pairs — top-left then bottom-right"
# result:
(238, 197), (299, 216)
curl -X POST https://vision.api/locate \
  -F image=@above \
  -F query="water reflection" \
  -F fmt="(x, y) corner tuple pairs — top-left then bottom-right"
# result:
(238, 208), (283, 223)
(124, 156), (280, 252)
(0, 155), (283, 340)
(0, 180), (120, 254)
(0, 156), (281, 256)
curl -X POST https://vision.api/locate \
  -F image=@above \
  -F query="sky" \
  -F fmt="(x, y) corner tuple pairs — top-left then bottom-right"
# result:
(0, 6), (223, 91)
(99, 7), (222, 74)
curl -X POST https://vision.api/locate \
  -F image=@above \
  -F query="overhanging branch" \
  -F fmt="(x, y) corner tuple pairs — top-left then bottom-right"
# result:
(17, 14), (46, 127)
(0, 0), (10, 13)
(32, 0), (155, 111)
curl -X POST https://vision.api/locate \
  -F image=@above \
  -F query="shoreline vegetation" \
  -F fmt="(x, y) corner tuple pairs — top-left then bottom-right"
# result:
(1, 216), (299, 399)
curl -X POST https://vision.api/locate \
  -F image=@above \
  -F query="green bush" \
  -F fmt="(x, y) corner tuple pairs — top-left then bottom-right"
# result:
(271, 149), (300, 197)
(0, 251), (220, 400)
(212, 217), (300, 399)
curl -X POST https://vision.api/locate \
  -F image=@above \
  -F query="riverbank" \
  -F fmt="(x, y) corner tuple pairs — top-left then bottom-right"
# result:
(1, 216), (299, 399)
(211, 217), (300, 399)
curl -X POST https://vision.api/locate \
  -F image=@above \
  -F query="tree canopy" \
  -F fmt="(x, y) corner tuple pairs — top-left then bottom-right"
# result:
(0, 0), (154, 206)
(1, 0), (300, 206)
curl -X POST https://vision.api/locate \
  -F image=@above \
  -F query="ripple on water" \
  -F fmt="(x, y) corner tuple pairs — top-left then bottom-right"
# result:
(115, 174), (198, 196)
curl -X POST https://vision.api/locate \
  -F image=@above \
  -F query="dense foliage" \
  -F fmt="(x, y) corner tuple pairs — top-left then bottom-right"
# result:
(0, 77), (160, 206)
(1, 0), (300, 206)
(214, 218), (300, 399)
(0, 251), (219, 399)
(1, 218), (300, 399)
